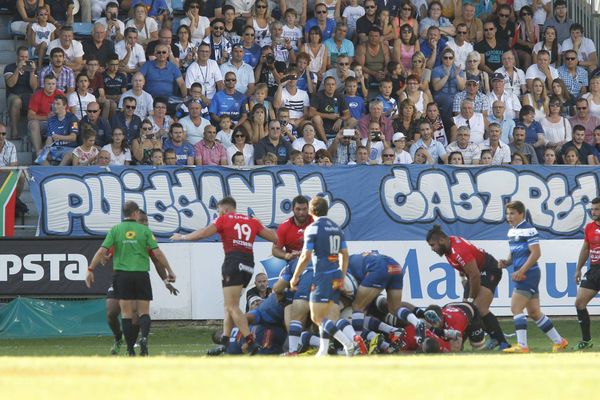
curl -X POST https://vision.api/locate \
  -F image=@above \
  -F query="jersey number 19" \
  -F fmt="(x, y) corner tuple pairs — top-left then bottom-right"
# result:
(234, 223), (252, 241)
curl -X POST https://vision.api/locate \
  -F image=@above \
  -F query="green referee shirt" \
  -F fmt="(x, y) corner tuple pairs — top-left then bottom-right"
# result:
(102, 220), (159, 272)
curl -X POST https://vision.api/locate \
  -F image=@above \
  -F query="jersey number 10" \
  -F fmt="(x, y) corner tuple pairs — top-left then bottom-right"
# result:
(234, 223), (252, 241)
(329, 235), (341, 254)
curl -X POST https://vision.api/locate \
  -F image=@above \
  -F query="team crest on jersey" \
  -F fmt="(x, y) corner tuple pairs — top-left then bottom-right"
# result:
(332, 278), (343, 290)
(327, 255), (338, 262)
(125, 231), (136, 239)
(387, 264), (402, 275)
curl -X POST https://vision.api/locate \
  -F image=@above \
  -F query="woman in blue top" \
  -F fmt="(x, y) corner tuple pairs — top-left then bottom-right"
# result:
(431, 48), (465, 119)
(499, 200), (568, 353)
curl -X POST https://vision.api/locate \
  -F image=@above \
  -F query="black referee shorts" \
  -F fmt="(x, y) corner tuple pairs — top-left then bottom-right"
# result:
(113, 271), (153, 300)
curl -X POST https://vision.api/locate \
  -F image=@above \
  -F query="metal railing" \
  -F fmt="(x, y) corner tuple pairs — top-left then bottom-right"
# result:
(569, 0), (600, 59)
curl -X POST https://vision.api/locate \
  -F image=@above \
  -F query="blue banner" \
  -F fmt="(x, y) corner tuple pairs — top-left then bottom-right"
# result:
(29, 165), (599, 240)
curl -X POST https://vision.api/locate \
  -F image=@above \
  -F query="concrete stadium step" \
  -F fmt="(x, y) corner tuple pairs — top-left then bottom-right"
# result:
(0, 15), (11, 40)
(17, 151), (33, 166)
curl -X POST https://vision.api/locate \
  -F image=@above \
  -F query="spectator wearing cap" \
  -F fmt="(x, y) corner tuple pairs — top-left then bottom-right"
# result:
(544, 0), (574, 44)
(560, 23), (598, 73)
(219, 43), (256, 95)
(445, 125), (481, 165)
(452, 99), (487, 145)
(452, 75), (489, 118)
(509, 125), (539, 164)
(487, 72), (521, 121)
(391, 132), (412, 164)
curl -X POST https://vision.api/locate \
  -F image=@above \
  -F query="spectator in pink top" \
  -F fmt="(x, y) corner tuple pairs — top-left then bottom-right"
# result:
(194, 124), (227, 165)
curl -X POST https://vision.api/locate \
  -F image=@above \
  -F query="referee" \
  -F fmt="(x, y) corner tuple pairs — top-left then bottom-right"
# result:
(86, 201), (174, 356)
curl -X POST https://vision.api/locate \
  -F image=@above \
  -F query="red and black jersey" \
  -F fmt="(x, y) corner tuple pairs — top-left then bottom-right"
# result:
(401, 325), (451, 353)
(275, 216), (314, 252)
(584, 221), (600, 266)
(213, 212), (265, 254)
(445, 236), (487, 273)
(442, 305), (470, 336)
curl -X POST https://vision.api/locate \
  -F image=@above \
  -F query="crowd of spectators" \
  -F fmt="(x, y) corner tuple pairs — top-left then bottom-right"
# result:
(3, 0), (600, 168)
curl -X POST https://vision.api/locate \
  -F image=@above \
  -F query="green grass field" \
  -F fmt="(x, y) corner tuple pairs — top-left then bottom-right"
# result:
(0, 319), (598, 400)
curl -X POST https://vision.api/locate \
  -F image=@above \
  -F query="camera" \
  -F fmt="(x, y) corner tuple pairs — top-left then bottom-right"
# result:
(280, 74), (297, 83)
(265, 54), (275, 65)
(370, 131), (382, 141)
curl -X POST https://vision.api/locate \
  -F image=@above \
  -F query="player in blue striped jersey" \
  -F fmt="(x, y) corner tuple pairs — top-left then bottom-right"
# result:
(499, 201), (568, 353)
(291, 196), (366, 356)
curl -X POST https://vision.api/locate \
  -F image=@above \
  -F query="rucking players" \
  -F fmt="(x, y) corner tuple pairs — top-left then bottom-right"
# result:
(426, 225), (510, 350)
(291, 196), (363, 356)
(500, 201), (568, 353)
(271, 195), (314, 355)
(574, 197), (600, 350)
(171, 197), (278, 354)
(347, 251), (404, 338)
(424, 302), (486, 351)
(86, 201), (174, 356)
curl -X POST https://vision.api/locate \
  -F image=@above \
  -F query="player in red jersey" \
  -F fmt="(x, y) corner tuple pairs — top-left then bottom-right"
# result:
(574, 197), (600, 350)
(426, 225), (510, 350)
(271, 195), (315, 355)
(424, 302), (486, 350)
(171, 196), (278, 354)
(399, 324), (452, 353)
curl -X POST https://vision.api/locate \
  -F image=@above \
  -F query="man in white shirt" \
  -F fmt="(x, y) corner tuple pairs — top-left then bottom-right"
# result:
(115, 27), (146, 75)
(118, 73), (153, 118)
(178, 102), (211, 145)
(525, 49), (559, 92)
(495, 51), (527, 97)
(445, 126), (481, 165)
(47, 26), (84, 73)
(445, 22), (474, 71)
(453, 99), (487, 145)
(219, 44), (255, 95)
(96, 2), (125, 42)
(487, 72), (521, 120)
(560, 23), (598, 72)
(480, 122), (512, 165)
(274, 69), (310, 127)
(186, 42), (224, 99)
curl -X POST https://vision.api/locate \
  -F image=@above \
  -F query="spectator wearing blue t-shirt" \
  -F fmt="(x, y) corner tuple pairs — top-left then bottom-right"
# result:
(209, 71), (247, 126)
(344, 76), (366, 121)
(139, 44), (187, 98)
(323, 23), (355, 66)
(162, 123), (195, 166)
(304, 3), (337, 42)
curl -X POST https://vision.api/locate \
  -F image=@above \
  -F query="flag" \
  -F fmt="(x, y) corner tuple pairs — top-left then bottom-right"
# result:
(0, 169), (21, 237)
